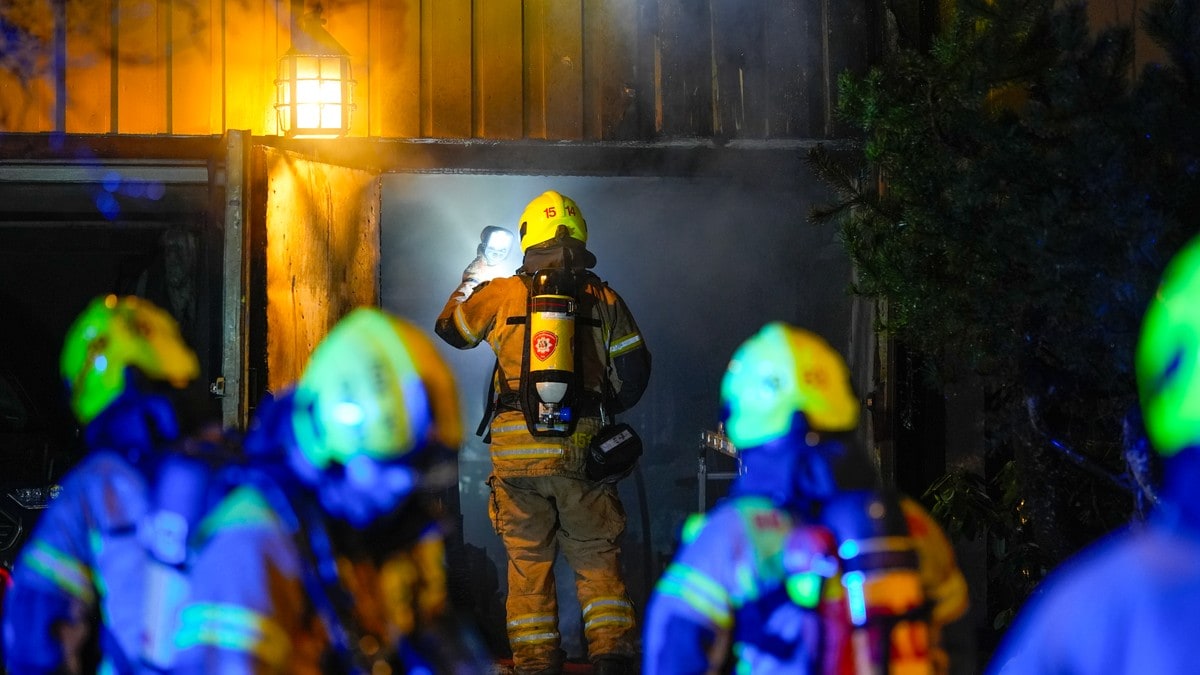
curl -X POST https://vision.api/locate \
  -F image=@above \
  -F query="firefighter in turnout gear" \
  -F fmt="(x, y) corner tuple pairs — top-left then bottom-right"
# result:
(168, 308), (489, 674)
(436, 190), (652, 675)
(3, 295), (202, 674)
(988, 233), (1200, 674)
(643, 323), (967, 675)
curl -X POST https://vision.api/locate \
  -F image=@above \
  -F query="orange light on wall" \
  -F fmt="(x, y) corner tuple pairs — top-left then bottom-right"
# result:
(275, 9), (355, 138)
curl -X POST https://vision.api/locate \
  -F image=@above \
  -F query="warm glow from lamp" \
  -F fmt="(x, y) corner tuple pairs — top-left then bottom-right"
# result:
(275, 10), (355, 138)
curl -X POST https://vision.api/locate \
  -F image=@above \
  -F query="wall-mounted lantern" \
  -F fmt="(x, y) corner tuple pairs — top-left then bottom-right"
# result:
(274, 7), (355, 138)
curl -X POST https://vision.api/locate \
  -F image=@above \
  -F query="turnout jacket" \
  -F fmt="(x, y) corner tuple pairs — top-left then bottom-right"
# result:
(435, 260), (650, 479)
(643, 495), (968, 675)
(3, 388), (183, 675)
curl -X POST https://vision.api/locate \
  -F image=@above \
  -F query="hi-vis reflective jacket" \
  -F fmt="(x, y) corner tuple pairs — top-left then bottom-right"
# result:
(643, 495), (968, 675)
(3, 387), (183, 675)
(436, 269), (651, 478)
(3, 450), (151, 675)
(165, 476), (453, 675)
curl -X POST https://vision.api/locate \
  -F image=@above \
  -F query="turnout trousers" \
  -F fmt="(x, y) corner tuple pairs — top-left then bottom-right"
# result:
(489, 474), (637, 673)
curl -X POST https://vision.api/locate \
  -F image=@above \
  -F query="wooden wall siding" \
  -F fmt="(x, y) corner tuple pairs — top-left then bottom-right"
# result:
(421, 0), (472, 138)
(263, 147), (380, 392)
(582, 0), (642, 140)
(224, 0), (286, 135)
(0, 0), (54, 133)
(474, 0), (523, 139)
(656, 0), (713, 137)
(64, 1), (112, 132)
(0, 0), (869, 141)
(116, 0), (164, 134)
(168, 0), (214, 134)
(368, 0), (419, 138)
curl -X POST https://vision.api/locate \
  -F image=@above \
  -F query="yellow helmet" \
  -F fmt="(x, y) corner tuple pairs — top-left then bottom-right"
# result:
(518, 190), (588, 252)
(291, 308), (461, 471)
(1137, 235), (1200, 458)
(60, 295), (199, 424)
(720, 322), (860, 450)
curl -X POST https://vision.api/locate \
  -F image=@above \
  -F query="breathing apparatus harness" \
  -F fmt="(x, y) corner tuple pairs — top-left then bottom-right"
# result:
(725, 430), (933, 674)
(815, 489), (934, 675)
(475, 266), (605, 439)
(472, 262), (644, 482)
(781, 439), (935, 675)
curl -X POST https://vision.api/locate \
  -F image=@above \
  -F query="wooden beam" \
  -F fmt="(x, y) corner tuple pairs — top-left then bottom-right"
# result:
(260, 135), (849, 187)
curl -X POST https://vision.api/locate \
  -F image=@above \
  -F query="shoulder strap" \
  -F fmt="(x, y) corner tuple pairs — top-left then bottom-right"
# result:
(475, 359), (501, 440)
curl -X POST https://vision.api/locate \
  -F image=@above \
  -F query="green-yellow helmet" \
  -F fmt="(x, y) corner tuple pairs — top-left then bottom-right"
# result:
(291, 308), (461, 471)
(518, 190), (587, 252)
(60, 295), (199, 425)
(720, 322), (860, 450)
(1136, 235), (1200, 457)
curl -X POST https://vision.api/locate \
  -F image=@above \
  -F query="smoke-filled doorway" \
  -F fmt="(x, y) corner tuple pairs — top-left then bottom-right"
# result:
(379, 171), (868, 661)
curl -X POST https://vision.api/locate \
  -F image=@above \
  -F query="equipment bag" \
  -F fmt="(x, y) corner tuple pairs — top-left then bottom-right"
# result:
(585, 403), (643, 483)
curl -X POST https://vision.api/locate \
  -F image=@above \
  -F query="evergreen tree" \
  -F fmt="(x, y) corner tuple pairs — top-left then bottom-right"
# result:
(810, 0), (1200, 634)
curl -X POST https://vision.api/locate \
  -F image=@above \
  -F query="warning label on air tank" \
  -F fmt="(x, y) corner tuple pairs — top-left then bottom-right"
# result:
(532, 330), (558, 361)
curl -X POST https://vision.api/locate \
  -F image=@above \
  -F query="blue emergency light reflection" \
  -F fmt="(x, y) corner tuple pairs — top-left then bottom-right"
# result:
(93, 170), (168, 221)
(838, 539), (860, 560)
(842, 570), (868, 625)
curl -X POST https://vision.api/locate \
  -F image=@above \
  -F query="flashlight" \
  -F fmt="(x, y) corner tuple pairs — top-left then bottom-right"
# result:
(478, 226), (515, 267)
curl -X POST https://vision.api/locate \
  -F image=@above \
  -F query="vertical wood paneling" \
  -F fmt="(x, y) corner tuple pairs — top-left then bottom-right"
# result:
(370, 0), (421, 138)
(765, 0), (822, 138)
(169, 0), (214, 134)
(64, 0), (113, 133)
(0, 69), (29, 132)
(223, 0), (277, 134)
(326, 1), (370, 138)
(524, 0), (583, 139)
(0, 73), (55, 134)
(421, 0), (472, 138)
(635, 0), (659, 139)
(116, 0), (167, 133)
(1, 0), (873, 141)
(0, 1), (55, 132)
(474, 0), (523, 139)
(210, 0), (225, 133)
(271, 1), (291, 136)
(582, 0), (640, 140)
(711, 0), (766, 137)
(656, 0), (712, 137)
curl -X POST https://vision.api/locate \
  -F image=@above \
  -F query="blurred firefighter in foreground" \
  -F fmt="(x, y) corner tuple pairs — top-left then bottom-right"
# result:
(643, 322), (968, 675)
(166, 307), (490, 673)
(435, 190), (652, 675)
(988, 234), (1200, 674)
(3, 295), (202, 674)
